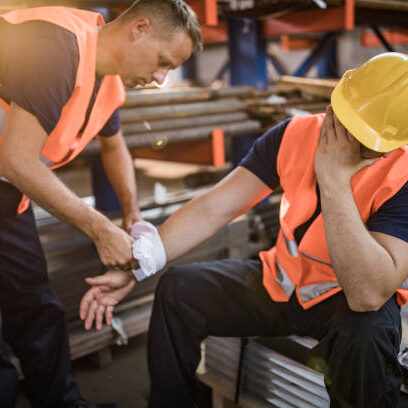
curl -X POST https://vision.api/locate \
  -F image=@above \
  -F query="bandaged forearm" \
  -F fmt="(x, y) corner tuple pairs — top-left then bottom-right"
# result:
(130, 221), (167, 281)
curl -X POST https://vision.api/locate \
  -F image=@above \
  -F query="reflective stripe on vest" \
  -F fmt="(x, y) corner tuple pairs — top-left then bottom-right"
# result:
(300, 252), (332, 267)
(299, 281), (341, 303)
(40, 155), (56, 167)
(281, 229), (299, 257)
(401, 279), (408, 290)
(276, 260), (295, 297)
(0, 102), (6, 134)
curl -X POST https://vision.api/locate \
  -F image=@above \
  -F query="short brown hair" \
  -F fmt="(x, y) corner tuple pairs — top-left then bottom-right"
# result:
(120, 0), (202, 52)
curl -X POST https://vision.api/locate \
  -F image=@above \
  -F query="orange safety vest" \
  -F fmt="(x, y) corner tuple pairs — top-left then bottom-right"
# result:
(0, 7), (126, 213)
(260, 114), (408, 309)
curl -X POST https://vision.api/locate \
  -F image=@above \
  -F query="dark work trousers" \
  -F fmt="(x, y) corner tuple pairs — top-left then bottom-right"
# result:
(148, 258), (402, 408)
(0, 181), (81, 408)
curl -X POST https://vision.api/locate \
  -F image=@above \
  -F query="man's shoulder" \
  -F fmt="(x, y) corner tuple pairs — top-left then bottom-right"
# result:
(1, 18), (78, 51)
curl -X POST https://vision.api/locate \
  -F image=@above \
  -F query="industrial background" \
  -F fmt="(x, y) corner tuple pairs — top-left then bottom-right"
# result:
(2, 0), (408, 407)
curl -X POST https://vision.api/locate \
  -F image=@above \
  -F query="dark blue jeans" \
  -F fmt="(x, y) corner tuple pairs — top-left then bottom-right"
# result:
(0, 181), (81, 408)
(148, 258), (402, 408)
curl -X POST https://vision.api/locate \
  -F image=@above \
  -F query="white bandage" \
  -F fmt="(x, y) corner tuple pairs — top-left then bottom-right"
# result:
(130, 220), (167, 281)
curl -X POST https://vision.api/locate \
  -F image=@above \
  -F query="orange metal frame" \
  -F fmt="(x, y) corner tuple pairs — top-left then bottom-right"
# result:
(263, 1), (355, 38)
(280, 35), (320, 51)
(188, 0), (356, 44)
(360, 28), (408, 47)
(130, 129), (226, 168)
(187, 0), (218, 26)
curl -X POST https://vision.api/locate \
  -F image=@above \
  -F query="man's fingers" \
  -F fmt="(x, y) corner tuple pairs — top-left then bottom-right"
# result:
(333, 111), (347, 142)
(85, 276), (112, 286)
(98, 285), (112, 293)
(319, 106), (330, 145)
(325, 105), (336, 142)
(85, 300), (99, 330)
(80, 287), (97, 320)
(106, 306), (114, 326)
(96, 304), (105, 331)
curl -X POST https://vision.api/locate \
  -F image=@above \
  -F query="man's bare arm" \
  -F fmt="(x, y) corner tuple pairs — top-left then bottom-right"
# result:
(1, 102), (133, 268)
(98, 131), (141, 231)
(80, 166), (272, 329)
(159, 166), (271, 262)
(315, 106), (408, 311)
(320, 183), (408, 311)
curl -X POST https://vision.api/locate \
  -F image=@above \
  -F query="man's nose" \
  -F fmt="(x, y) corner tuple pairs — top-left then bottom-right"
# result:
(152, 70), (167, 85)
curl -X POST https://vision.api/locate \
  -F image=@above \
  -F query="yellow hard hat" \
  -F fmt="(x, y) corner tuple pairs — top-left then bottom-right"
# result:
(331, 52), (408, 152)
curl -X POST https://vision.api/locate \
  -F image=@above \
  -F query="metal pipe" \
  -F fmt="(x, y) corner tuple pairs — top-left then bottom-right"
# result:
(120, 98), (246, 123)
(124, 86), (253, 108)
(121, 112), (248, 135)
(83, 120), (262, 155)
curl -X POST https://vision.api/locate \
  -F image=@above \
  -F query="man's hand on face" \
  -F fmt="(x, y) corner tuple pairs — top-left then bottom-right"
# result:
(79, 270), (135, 330)
(314, 105), (380, 191)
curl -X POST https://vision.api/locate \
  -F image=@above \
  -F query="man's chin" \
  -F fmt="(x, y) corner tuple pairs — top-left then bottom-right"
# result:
(123, 78), (140, 88)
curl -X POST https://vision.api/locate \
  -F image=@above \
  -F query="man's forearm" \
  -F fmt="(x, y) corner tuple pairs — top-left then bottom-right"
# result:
(3, 157), (109, 239)
(159, 192), (233, 262)
(320, 183), (395, 310)
(99, 134), (139, 217)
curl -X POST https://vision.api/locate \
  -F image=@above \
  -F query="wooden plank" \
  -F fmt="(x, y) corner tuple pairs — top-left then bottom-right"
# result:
(277, 76), (338, 99)
(89, 346), (113, 368)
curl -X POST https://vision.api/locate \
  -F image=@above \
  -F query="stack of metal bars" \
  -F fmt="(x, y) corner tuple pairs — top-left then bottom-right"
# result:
(204, 336), (330, 407)
(82, 86), (262, 157)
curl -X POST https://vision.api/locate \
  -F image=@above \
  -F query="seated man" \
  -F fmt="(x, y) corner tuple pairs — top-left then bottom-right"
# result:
(80, 52), (408, 408)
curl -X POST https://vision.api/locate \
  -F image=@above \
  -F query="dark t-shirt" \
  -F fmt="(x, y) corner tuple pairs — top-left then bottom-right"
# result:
(240, 118), (408, 244)
(0, 20), (120, 137)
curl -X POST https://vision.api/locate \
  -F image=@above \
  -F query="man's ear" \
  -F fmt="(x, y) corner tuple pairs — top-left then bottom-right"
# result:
(129, 17), (152, 41)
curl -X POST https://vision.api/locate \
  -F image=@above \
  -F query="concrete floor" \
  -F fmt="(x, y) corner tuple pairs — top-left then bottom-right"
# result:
(17, 334), (151, 408)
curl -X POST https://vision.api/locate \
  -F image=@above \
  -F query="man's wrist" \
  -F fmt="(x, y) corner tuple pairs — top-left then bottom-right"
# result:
(126, 269), (137, 282)
(317, 175), (351, 196)
(84, 209), (112, 241)
(319, 181), (353, 205)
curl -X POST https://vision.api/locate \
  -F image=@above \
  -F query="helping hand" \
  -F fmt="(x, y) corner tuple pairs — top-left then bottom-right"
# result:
(123, 209), (143, 234)
(79, 270), (135, 330)
(92, 222), (138, 270)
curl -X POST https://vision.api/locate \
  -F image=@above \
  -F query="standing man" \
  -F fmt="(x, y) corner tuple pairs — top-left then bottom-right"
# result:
(82, 53), (408, 407)
(0, 1), (201, 407)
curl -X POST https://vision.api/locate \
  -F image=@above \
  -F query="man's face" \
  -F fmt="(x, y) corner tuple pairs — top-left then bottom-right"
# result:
(119, 24), (193, 88)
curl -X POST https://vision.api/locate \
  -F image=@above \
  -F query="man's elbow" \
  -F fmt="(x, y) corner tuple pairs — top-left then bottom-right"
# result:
(345, 290), (386, 312)
(1, 154), (21, 181)
(1, 154), (35, 183)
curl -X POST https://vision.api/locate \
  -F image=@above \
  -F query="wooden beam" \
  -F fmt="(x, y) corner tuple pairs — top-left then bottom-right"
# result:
(277, 76), (338, 99)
